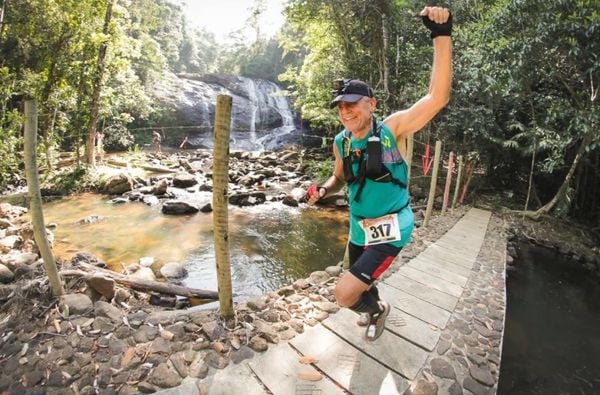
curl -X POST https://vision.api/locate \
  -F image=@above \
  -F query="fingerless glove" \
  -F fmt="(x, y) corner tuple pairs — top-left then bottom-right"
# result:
(421, 12), (453, 39)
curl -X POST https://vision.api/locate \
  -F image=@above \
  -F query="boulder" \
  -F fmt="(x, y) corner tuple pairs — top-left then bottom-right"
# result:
(160, 262), (188, 280)
(161, 200), (199, 215)
(60, 293), (93, 315)
(103, 174), (134, 195)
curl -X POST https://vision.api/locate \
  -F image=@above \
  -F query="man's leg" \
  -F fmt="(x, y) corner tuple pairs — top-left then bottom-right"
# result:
(335, 243), (401, 341)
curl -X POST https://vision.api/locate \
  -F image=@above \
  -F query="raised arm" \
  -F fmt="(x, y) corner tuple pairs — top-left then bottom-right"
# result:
(384, 6), (453, 140)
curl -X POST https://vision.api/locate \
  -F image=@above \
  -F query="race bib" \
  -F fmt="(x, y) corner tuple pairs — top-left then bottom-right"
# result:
(359, 213), (401, 245)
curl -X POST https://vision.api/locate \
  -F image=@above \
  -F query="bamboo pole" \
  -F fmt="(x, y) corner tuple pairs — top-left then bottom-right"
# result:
(213, 95), (234, 319)
(452, 155), (464, 209)
(423, 140), (442, 227)
(441, 151), (454, 215)
(24, 99), (64, 297)
(406, 134), (414, 187)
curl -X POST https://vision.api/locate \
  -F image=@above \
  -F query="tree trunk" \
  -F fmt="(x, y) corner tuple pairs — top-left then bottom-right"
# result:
(524, 137), (536, 212)
(63, 263), (219, 300)
(381, 14), (390, 97)
(525, 134), (593, 220)
(0, 0), (6, 41)
(24, 100), (64, 297)
(85, 0), (114, 167)
(213, 95), (234, 319)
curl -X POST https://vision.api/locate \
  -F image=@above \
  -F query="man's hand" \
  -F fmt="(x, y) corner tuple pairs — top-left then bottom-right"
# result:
(420, 6), (452, 39)
(301, 184), (327, 205)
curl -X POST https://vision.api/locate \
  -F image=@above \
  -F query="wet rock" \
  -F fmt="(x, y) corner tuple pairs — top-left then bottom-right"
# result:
(71, 252), (107, 267)
(60, 293), (93, 315)
(103, 174), (134, 195)
(162, 200), (199, 215)
(160, 262), (188, 280)
(282, 195), (299, 207)
(172, 173), (198, 188)
(152, 179), (169, 195)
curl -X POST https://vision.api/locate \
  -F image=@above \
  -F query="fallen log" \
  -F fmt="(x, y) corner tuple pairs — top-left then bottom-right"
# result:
(62, 264), (219, 300)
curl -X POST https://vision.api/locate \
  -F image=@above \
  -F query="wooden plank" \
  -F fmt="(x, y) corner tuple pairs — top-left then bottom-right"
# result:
(378, 283), (451, 329)
(406, 258), (469, 286)
(248, 343), (345, 395)
(322, 308), (428, 380)
(409, 255), (472, 278)
(290, 324), (410, 395)
(397, 266), (464, 297)
(419, 247), (474, 269)
(385, 307), (440, 351)
(383, 274), (459, 312)
(195, 363), (267, 395)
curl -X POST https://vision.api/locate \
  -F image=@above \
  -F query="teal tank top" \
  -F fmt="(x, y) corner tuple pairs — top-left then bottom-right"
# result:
(334, 121), (414, 247)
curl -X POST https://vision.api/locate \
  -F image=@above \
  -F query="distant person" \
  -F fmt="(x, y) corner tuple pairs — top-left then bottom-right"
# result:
(152, 130), (162, 152)
(304, 6), (453, 342)
(179, 134), (189, 149)
(95, 131), (105, 160)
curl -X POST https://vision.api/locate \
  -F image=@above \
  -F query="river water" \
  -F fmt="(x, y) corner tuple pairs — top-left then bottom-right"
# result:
(34, 194), (349, 299)
(498, 242), (600, 394)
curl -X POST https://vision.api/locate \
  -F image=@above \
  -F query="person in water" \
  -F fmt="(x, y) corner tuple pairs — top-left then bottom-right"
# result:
(305, 6), (453, 341)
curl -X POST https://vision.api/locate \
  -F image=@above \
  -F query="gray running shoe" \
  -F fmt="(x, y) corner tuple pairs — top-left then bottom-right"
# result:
(364, 300), (390, 342)
(356, 313), (369, 326)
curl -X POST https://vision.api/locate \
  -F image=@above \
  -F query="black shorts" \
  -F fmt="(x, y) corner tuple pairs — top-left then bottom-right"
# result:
(348, 242), (402, 285)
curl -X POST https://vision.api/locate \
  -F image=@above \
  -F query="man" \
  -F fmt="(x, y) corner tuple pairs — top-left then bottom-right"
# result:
(152, 130), (162, 153)
(305, 6), (452, 341)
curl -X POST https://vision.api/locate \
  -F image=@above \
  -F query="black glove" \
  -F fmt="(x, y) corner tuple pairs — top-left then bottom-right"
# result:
(421, 12), (453, 39)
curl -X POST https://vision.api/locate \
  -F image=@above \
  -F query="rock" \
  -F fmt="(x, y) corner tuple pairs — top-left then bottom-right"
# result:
(282, 195), (299, 207)
(247, 295), (268, 311)
(139, 257), (154, 267)
(160, 262), (188, 280)
(85, 275), (115, 300)
(0, 264), (14, 283)
(248, 335), (268, 352)
(313, 301), (340, 313)
(94, 301), (122, 322)
(71, 252), (106, 268)
(152, 179), (169, 195)
(469, 365), (494, 386)
(0, 235), (21, 253)
(205, 350), (230, 369)
(0, 252), (38, 270)
(60, 293), (93, 315)
(138, 381), (159, 393)
(325, 265), (342, 277)
(162, 200), (199, 215)
(130, 267), (156, 282)
(308, 270), (330, 284)
(231, 346), (254, 364)
(148, 363), (182, 388)
(172, 173), (198, 188)
(410, 379), (438, 395)
(103, 174), (134, 195)
(430, 358), (456, 379)
(189, 360), (209, 379)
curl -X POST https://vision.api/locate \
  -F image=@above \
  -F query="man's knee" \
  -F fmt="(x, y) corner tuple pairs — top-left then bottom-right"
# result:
(335, 286), (356, 307)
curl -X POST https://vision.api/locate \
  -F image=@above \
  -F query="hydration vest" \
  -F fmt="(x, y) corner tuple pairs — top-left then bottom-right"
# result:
(342, 119), (407, 203)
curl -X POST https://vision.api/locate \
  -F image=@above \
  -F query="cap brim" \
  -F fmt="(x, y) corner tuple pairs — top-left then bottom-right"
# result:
(329, 93), (364, 109)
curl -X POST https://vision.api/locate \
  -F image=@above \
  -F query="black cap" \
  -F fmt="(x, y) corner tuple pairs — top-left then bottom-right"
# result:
(329, 79), (374, 109)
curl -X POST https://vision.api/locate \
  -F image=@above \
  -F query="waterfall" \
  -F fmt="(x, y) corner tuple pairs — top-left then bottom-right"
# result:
(166, 74), (298, 151)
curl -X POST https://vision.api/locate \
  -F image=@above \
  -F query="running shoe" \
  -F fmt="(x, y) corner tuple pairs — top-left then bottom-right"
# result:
(364, 300), (390, 342)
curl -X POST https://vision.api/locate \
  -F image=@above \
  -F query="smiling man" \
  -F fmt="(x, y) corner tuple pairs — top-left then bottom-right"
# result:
(305, 6), (453, 341)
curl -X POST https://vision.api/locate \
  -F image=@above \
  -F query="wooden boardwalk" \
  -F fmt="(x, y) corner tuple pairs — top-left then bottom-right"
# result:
(175, 208), (493, 395)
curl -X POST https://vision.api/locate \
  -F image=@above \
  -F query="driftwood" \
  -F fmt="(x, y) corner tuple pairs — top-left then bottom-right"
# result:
(63, 262), (219, 300)
(105, 158), (176, 174)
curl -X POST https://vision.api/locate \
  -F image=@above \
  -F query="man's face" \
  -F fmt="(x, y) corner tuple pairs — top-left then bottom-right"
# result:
(337, 96), (376, 135)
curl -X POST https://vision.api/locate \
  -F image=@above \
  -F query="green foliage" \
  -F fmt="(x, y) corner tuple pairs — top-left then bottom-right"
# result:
(41, 166), (100, 195)
(305, 158), (335, 184)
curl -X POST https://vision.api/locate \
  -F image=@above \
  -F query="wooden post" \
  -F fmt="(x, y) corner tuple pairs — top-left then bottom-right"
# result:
(452, 155), (464, 209)
(406, 134), (414, 187)
(213, 95), (234, 319)
(441, 151), (454, 215)
(24, 99), (64, 297)
(423, 140), (442, 227)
